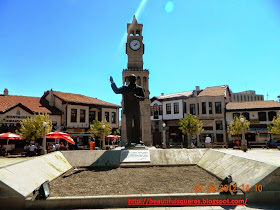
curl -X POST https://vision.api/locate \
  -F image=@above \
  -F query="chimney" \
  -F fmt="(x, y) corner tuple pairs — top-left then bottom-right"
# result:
(4, 88), (8, 96)
(195, 86), (200, 91)
(49, 89), (55, 106)
(161, 93), (164, 96)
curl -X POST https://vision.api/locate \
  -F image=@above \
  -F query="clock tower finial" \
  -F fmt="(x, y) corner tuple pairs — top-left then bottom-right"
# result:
(132, 15), (138, 24)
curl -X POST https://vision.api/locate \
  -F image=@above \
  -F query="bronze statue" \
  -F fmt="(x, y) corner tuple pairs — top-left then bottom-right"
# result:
(110, 74), (145, 146)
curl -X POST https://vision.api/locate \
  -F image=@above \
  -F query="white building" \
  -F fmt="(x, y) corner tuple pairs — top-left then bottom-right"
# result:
(150, 91), (193, 146)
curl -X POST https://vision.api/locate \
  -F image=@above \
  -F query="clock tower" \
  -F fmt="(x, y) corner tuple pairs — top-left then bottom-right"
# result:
(121, 16), (152, 146)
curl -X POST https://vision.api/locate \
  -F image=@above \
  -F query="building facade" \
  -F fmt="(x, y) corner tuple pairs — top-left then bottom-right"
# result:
(42, 89), (120, 145)
(230, 90), (264, 102)
(226, 101), (280, 142)
(186, 85), (231, 144)
(150, 91), (193, 146)
(0, 88), (120, 148)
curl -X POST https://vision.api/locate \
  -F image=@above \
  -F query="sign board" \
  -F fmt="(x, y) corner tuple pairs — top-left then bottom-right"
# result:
(120, 150), (150, 163)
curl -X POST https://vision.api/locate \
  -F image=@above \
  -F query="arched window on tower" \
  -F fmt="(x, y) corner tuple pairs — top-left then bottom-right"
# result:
(136, 30), (140, 36)
(137, 76), (141, 86)
(130, 30), (134, 36)
(143, 77), (147, 90)
(125, 77), (128, 85)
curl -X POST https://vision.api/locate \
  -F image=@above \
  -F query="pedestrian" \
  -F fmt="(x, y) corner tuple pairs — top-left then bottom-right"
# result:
(29, 143), (37, 156)
(169, 138), (173, 148)
(55, 142), (60, 151)
(50, 144), (56, 152)
(37, 144), (42, 155)
(205, 135), (211, 148)
(90, 138), (95, 150)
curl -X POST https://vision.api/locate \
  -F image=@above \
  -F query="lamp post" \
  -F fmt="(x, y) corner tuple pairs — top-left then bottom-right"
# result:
(42, 122), (47, 154)
(162, 123), (166, 149)
(240, 117), (247, 152)
(102, 125), (105, 150)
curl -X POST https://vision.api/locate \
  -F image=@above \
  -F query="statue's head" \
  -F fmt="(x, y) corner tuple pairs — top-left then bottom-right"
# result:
(128, 74), (136, 84)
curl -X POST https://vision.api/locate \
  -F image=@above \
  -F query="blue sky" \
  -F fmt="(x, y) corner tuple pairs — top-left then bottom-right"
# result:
(1, 0), (280, 107)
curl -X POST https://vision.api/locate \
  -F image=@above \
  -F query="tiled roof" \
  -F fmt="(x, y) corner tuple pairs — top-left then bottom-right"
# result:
(198, 85), (228, 97)
(52, 91), (120, 107)
(226, 101), (280, 110)
(156, 91), (193, 100)
(0, 95), (62, 114)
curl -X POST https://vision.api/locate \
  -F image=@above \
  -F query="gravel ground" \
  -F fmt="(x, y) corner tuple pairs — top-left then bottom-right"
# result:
(50, 166), (221, 197)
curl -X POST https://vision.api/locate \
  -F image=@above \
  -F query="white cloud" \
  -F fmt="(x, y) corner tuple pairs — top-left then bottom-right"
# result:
(118, 0), (148, 50)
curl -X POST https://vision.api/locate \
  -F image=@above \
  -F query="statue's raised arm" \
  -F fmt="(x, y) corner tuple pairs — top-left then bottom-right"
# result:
(110, 76), (123, 94)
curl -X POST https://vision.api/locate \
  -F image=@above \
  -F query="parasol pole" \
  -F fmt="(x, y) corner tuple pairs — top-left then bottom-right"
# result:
(6, 139), (9, 152)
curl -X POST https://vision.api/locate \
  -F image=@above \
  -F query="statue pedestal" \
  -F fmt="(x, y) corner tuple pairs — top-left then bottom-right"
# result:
(125, 143), (148, 150)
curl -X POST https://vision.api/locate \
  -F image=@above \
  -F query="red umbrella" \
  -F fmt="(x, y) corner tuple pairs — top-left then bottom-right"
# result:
(62, 135), (75, 145)
(0, 132), (22, 151)
(46, 131), (70, 139)
(0, 132), (22, 140)
(105, 135), (118, 139)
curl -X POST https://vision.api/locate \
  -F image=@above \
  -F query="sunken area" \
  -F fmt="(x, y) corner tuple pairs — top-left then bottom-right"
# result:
(50, 166), (221, 196)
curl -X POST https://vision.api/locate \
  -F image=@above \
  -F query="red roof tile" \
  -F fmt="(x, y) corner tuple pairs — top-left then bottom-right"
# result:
(0, 95), (62, 114)
(52, 91), (120, 107)
(226, 101), (280, 110)
(198, 85), (229, 97)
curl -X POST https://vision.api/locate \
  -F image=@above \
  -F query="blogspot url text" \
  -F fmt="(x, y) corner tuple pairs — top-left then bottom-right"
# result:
(128, 198), (248, 206)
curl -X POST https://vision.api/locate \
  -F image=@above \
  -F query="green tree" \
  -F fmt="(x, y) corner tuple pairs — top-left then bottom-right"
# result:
(89, 119), (112, 139)
(268, 114), (280, 135)
(16, 113), (52, 142)
(179, 113), (204, 144)
(227, 115), (250, 139)
(114, 129), (121, 136)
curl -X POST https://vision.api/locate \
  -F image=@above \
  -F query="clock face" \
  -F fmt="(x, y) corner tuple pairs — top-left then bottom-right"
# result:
(130, 40), (141, 51)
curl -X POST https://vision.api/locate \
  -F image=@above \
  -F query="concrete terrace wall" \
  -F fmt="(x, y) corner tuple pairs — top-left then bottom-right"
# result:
(197, 149), (280, 204)
(0, 152), (72, 198)
(61, 149), (208, 168)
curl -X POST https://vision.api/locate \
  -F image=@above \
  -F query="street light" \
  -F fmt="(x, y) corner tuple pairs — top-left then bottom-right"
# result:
(102, 125), (105, 150)
(162, 123), (166, 149)
(42, 122), (47, 154)
(240, 117), (247, 152)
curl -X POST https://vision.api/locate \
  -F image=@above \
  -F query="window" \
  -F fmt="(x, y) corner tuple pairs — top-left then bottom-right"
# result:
(98, 111), (101, 121)
(203, 126), (213, 130)
(153, 104), (159, 119)
(159, 105), (163, 115)
(268, 111), (277, 121)
(112, 112), (116, 123)
(190, 104), (196, 115)
(216, 121), (223, 130)
(241, 112), (249, 120)
(174, 102), (179, 114)
(197, 103), (199, 115)
(233, 113), (240, 118)
(215, 102), (222, 114)
(71, 109), (77, 122)
(80, 109), (85, 122)
(166, 103), (171, 114)
(202, 102), (206, 114)
(183, 102), (186, 114)
(105, 112), (109, 122)
(209, 102), (212, 114)
(150, 107), (153, 116)
(89, 111), (96, 123)
(258, 112), (267, 121)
